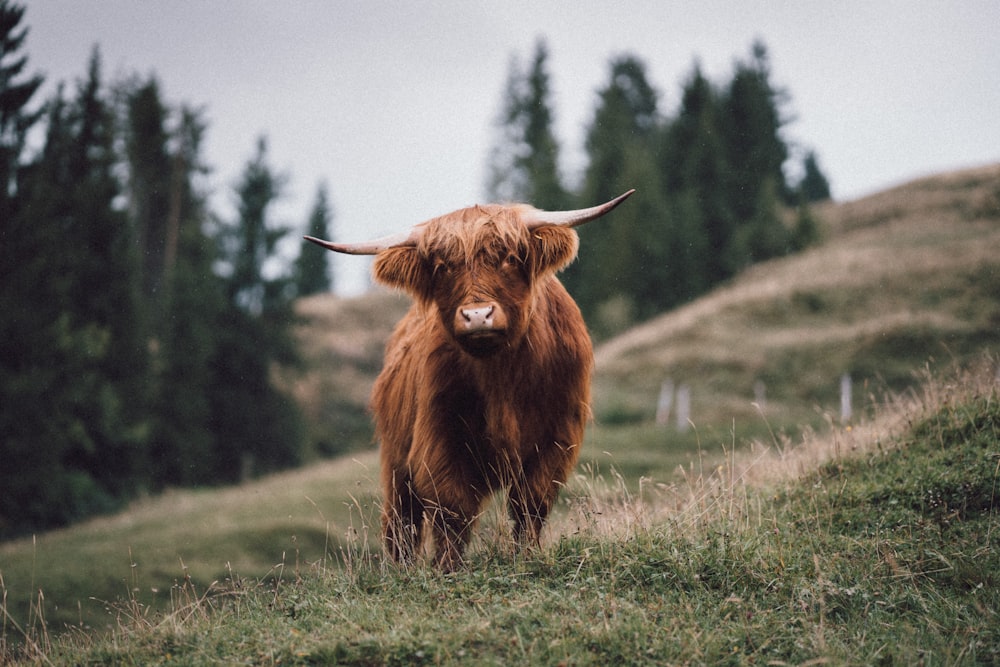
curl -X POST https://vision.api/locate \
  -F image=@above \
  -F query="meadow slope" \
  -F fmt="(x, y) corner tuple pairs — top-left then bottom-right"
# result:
(592, 163), (1000, 430)
(7, 348), (999, 665)
(2, 164), (999, 662)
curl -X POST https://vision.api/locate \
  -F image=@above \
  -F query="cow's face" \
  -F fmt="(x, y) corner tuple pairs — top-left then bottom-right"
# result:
(373, 205), (579, 358)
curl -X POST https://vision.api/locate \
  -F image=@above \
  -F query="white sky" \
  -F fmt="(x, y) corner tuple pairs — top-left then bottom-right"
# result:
(23, 1), (1000, 294)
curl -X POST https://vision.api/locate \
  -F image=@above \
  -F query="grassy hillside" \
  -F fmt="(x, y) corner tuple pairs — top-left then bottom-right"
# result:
(588, 164), (1000, 479)
(2, 164), (999, 662)
(286, 164), (1000, 481)
(283, 290), (410, 458)
(6, 354), (998, 664)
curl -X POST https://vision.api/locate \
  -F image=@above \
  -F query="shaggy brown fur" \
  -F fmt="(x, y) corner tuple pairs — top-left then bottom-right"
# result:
(370, 204), (592, 571)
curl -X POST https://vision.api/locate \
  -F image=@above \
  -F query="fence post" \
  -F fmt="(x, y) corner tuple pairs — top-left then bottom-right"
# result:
(656, 378), (674, 426)
(676, 384), (691, 432)
(840, 373), (852, 423)
(753, 379), (767, 412)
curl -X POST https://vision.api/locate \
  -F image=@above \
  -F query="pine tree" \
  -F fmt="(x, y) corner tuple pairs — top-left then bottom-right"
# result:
(486, 39), (568, 209)
(123, 76), (173, 320)
(64, 49), (150, 495)
(1, 47), (150, 534)
(565, 54), (668, 335)
(790, 199), (822, 251)
(150, 107), (225, 487)
(720, 40), (791, 221)
(717, 40), (794, 271)
(665, 190), (710, 303)
(0, 4), (59, 533)
(296, 181), (334, 296)
(661, 62), (731, 285)
(220, 137), (293, 315)
(736, 175), (792, 268)
(0, 0), (42, 217)
(210, 136), (302, 482)
(797, 150), (831, 202)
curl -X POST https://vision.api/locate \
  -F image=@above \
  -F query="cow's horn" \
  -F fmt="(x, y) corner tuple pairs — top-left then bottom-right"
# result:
(523, 189), (635, 229)
(304, 228), (418, 255)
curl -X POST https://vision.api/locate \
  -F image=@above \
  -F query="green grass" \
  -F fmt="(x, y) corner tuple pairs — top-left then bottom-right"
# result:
(3, 166), (1000, 663)
(4, 361), (998, 665)
(0, 455), (384, 647)
(592, 164), (1000, 438)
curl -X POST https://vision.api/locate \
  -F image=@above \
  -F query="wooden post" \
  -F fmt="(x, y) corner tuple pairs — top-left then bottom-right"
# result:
(676, 384), (691, 433)
(753, 380), (766, 412)
(656, 378), (674, 426)
(840, 373), (852, 422)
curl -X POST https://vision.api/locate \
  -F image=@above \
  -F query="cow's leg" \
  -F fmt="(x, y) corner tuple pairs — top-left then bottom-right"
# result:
(508, 480), (557, 548)
(427, 503), (477, 572)
(508, 440), (579, 549)
(409, 452), (486, 571)
(382, 467), (424, 565)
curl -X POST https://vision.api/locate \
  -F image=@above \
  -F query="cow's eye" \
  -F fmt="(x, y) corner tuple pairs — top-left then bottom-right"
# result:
(432, 259), (453, 279)
(503, 253), (521, 268)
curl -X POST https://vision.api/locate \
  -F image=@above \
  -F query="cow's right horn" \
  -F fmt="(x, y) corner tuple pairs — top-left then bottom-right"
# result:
(522, 189), (635, 229)
(304, 228), (418, 255)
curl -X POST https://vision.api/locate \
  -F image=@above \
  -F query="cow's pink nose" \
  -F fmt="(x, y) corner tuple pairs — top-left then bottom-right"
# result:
(454, 302), (509, 356)
(460, 304), (495, 331)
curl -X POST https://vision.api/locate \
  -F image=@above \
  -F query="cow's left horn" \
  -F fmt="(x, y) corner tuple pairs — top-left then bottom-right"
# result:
(304, 228), (418, 255)
(523, 189), (635, 229)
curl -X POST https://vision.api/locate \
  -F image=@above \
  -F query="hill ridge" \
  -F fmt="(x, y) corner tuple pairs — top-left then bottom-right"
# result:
(590, 163), (1000, 426)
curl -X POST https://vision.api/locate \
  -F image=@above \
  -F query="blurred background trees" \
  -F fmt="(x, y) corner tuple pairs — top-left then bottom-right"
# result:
(0, 1), (309, 536)
(296, 182), (335, 297)
(486, 39), (570, 211)
(0, 0), (828, 537)
(493, 39), (829, 337)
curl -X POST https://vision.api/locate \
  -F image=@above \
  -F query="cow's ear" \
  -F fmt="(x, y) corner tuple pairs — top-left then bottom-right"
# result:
(528, 226), (580, 276)
(373, 247), (432, 300)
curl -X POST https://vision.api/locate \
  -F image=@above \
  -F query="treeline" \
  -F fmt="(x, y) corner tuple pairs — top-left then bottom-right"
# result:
(1, 1), (831, 538)
(0, 1), (335, 538)
(487, 40), (830, 338)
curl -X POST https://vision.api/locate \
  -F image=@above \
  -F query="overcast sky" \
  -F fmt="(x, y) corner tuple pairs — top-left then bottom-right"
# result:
(23, 1), (1000, 294)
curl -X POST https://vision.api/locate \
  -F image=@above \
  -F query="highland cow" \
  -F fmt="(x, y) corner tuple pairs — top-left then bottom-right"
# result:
(306, 190), (633, 570)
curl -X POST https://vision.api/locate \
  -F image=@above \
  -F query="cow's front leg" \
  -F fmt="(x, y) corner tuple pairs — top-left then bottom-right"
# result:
(508, 481), (557, 549)
(508, 440), (579, 549)
(382, 467), (424, 565)
(427, 503), (476, 572)
(409, 447), (486, 571)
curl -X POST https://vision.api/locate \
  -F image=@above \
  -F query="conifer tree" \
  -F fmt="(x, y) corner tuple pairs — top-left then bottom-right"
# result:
(1, 47), (150, 533)
(661, 62), (731, 285)
(797, 150), (831, 202)
(486, 39), (568, 209)
(735, 175), (791, 268)
(123, 76), (173, 322)
(296, 181), (334, 296)
(720, 40), (791, 219)
(220, 137), (293, 315)
(0, 0), (42, 217)
(0, 0), (54, 535)
(718, 40), (793, 269)
(790, 199), (822, 251)
(566, 54), (666, 335)
(63, 49), (150, 494)
(150, 107), (225, 487)
(210, 137), (302, 482)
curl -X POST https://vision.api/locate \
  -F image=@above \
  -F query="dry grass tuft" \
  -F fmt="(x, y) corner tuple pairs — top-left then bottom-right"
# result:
(550, 354), (999, 551)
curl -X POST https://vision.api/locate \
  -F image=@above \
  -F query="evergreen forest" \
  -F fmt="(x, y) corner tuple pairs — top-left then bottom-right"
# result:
(0, 3), (828, 538)
(489, 40), (828, 337)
